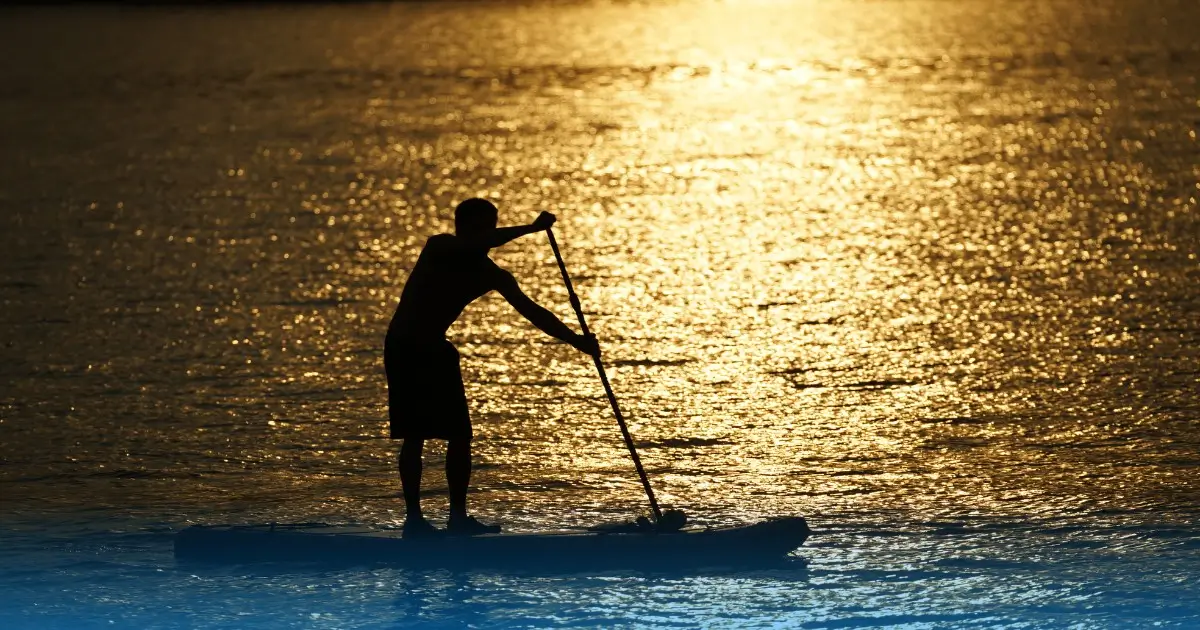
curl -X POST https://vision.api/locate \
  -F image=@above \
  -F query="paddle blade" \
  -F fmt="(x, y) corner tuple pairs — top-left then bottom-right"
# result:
(658, 509), (687, 532)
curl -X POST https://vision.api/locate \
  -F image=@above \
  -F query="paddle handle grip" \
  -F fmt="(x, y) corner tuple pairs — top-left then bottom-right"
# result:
(546, 228), (663, 524)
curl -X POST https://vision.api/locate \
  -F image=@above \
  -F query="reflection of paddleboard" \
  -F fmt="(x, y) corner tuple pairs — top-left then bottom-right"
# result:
(175, 517), (809, 570)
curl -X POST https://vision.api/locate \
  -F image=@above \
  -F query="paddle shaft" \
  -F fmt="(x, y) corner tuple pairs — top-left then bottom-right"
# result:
(546, 228), (663, 524)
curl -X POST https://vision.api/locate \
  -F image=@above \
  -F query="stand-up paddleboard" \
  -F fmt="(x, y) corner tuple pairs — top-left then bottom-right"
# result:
(174, 517), (809, 570)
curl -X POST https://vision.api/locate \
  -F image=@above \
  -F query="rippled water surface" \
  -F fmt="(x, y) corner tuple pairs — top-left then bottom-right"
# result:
(2, 0), (1198, 627)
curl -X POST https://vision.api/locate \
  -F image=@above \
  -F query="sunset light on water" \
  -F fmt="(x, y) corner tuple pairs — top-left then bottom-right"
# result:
(1, 0), (1197, 627)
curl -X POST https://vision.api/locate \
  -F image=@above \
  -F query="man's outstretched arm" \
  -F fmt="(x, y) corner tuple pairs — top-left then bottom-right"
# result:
(495, 271), (599, 356)
(462, 212), (557, 251)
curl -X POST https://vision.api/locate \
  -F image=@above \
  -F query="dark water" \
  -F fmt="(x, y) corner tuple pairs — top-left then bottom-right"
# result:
(1, 0), (1198, 627)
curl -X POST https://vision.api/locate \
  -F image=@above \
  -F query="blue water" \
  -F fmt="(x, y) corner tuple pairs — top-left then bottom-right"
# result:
(1, 0), (1198, 627)
(3, 516), (1198, 628)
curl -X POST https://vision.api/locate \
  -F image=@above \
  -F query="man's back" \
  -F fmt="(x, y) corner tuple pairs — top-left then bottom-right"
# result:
(389, 234), (506, 340)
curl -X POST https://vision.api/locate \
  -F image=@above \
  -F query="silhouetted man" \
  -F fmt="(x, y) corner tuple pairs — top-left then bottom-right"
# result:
(386, 198), (599, 537)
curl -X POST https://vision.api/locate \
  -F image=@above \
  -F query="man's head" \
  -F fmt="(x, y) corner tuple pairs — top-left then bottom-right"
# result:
(454, 198), (498, 237)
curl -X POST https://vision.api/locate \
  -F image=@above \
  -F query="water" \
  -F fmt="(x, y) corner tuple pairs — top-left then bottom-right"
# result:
(1, 0), (1198, 627)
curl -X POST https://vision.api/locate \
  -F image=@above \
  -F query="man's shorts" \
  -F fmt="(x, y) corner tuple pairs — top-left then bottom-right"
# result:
(384, 336), (471, 441)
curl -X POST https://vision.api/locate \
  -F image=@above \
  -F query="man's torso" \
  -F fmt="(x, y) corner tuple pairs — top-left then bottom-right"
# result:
(388, 234), (505, 340)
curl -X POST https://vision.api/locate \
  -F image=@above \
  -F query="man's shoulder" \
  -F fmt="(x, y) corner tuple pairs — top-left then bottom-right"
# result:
(420, 233), (465, 259)
(425, 233), (458, 249)
(420, 235), (508, 278)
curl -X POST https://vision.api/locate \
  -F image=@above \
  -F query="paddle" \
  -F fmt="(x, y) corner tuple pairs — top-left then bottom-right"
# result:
(545, 227), (670, 528)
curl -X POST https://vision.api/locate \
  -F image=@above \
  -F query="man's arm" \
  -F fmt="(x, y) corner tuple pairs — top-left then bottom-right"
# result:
(494, 270), (599, 356)
(461, 212), (556, 250)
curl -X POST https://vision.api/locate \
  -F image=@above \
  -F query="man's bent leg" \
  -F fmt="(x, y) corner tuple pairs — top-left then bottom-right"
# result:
(446, 437), (471, 520)
(399, 438), (425, 521)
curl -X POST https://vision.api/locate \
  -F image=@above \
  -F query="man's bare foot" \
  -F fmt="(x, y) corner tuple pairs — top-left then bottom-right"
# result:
(402, 517), (442, 539)
(446, 515), (501, 536)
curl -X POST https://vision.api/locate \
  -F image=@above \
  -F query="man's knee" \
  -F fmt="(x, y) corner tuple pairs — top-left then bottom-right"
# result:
(400, 438), (424, 459)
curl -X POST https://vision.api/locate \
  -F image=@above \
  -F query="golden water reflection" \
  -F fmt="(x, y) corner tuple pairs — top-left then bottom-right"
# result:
(1, 0), (1196, 532)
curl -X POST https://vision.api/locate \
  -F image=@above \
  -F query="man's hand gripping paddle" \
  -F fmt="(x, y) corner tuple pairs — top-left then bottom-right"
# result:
(546, 227), (687, 533)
